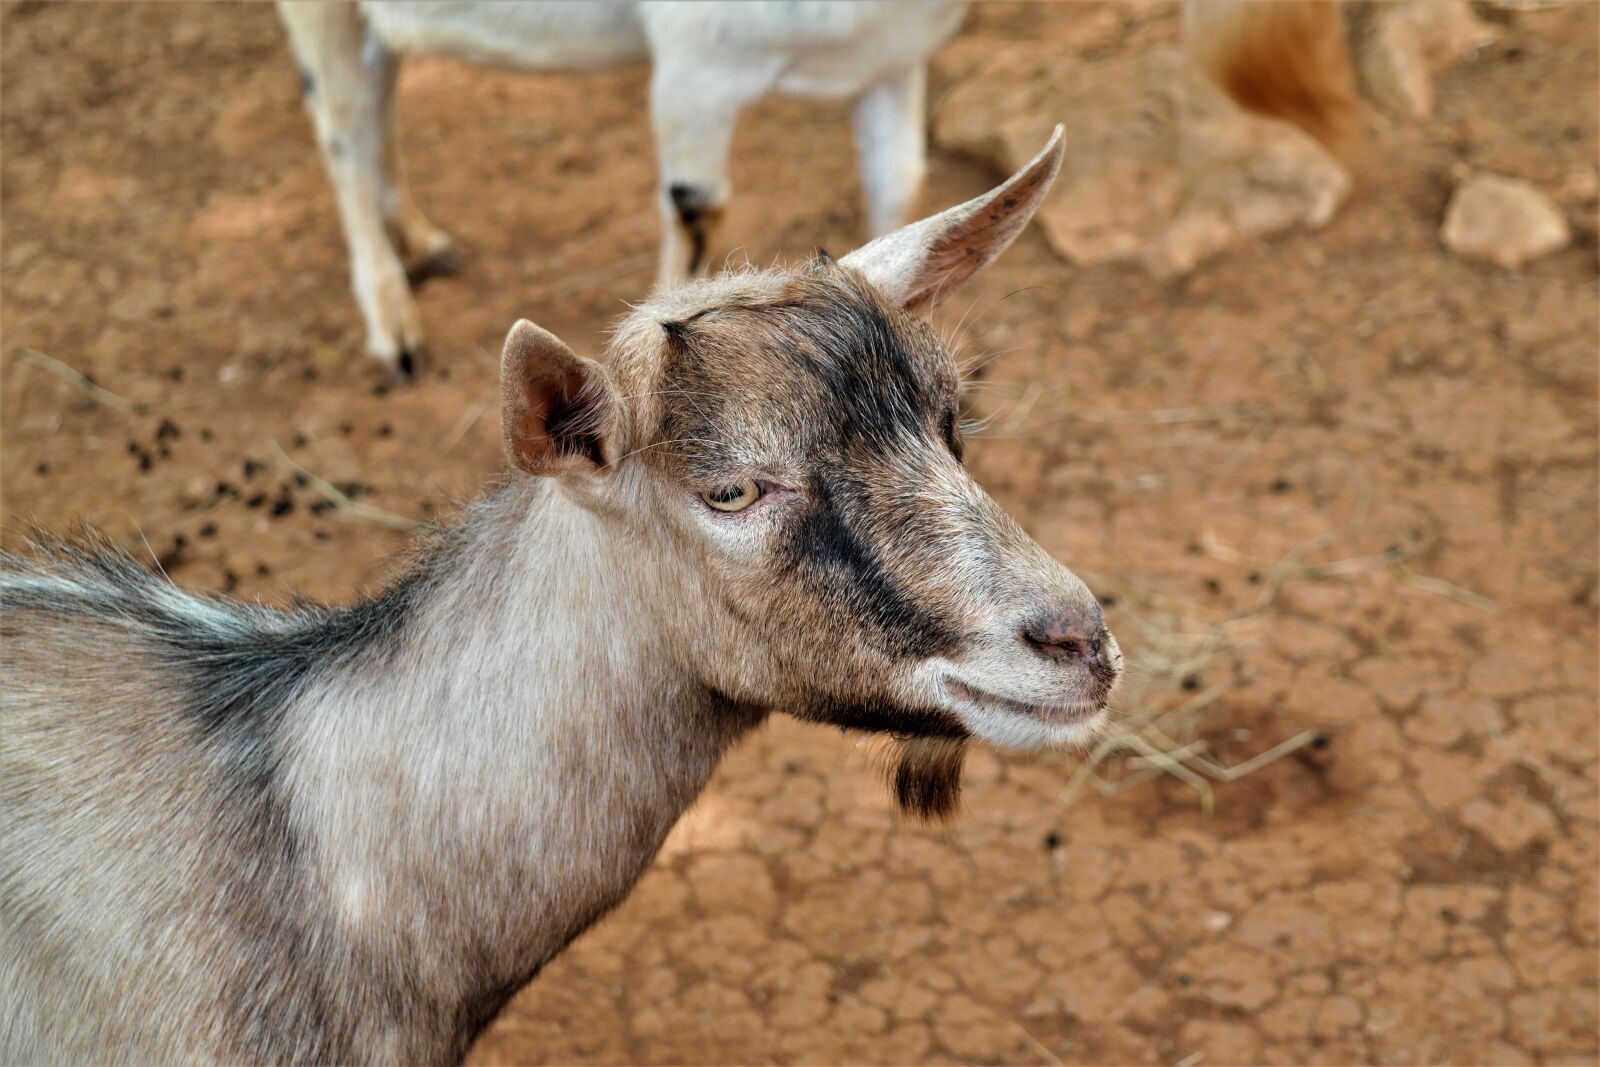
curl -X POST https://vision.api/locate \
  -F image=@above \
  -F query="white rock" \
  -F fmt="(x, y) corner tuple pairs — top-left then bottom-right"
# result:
(934, 47), (1348, 280)
(1355, 0), (1498, 119)
(1441, 174), (1571, 268)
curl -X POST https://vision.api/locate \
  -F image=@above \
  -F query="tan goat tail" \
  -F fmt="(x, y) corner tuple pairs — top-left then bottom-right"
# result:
(1186, 0), (1358, 154)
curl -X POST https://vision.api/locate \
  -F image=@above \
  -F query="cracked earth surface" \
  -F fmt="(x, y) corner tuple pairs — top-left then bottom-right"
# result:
(2, 2), (1595, 1063)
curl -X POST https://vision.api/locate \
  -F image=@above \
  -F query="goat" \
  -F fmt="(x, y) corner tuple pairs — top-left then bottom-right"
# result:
(1, 128), (1122, 1064)
(276, 0), (967, 377)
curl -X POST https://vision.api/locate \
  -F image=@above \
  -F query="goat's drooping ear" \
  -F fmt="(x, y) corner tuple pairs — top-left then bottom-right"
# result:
(841, 124), (1065, 314)
(500, 319), (620, 477)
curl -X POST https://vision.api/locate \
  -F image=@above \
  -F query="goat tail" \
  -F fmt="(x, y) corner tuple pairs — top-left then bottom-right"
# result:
(1185, 0), (1357, 155)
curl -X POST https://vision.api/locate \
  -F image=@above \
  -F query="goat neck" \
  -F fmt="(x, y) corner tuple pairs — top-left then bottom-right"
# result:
(281, 475), (762, 1060)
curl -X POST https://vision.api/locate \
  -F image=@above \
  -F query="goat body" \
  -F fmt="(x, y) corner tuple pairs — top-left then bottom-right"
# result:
(2, 130), (1121, 1064)
(2, 488), (757, 1063)
(277, 0), (1351, 376)
(277, 0), (965, 373)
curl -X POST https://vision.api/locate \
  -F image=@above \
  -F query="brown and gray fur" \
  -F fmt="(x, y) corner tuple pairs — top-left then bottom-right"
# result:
(1, 128), (1119, 1065)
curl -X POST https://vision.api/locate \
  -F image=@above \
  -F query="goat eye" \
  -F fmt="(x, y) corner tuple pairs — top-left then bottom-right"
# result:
(700, 480), (762, 512)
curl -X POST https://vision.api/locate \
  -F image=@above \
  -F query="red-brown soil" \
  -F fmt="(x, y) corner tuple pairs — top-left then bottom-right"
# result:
(2, 2), (1596, 1063)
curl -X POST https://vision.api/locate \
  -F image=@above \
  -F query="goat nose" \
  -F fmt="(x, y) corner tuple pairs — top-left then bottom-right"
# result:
(1023, 611), (1108, 665)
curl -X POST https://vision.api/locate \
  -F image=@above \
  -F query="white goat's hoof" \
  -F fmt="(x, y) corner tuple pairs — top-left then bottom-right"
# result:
(368, 341), (426, 386)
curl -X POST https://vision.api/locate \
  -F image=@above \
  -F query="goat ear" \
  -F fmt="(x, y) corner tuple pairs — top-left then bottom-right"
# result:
(501, 319), (619, 477)
(841, 125), (1065, 314)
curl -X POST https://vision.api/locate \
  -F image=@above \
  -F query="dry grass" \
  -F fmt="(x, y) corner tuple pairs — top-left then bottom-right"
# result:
(1056, 512), (1495, 814)
(957, 382), (1502, 815)
(266, 440), (422, 532)
(15, 346), (278, 414)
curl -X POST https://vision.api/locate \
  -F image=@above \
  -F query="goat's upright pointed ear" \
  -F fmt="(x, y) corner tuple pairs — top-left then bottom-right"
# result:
(841, 125), (1065, 314)
(501, 319), (620, 477)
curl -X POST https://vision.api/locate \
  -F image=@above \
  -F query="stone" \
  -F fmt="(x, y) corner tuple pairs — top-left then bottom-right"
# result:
(934, 47), (1347, 281)
(1355, 0), (1498, 119)
(1442, 174), (1571, 268)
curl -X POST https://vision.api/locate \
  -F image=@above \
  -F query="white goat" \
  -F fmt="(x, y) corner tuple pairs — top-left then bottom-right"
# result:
(2, 130), (1124, 1064)
(276, 0), (967, 376)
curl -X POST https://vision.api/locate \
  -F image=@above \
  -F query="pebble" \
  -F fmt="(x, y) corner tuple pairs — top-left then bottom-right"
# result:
(1442, 173), (1571, 268)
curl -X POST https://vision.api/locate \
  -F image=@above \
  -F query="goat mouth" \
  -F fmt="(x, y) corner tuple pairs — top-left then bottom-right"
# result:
(943, 679), (1104, 726)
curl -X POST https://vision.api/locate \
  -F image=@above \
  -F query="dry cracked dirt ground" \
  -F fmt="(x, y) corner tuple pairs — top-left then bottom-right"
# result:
(2, 2), (1596, 1064)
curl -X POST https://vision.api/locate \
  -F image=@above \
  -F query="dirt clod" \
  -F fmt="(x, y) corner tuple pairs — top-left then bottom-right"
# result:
(1443, 173), (1572, 267)
(937, 45), (1349, 279)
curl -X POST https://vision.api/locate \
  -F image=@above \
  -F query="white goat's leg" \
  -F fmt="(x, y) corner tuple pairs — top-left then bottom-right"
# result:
(852, 64), (928, 238)
(650, 63), (755, 289)
(278, 1), (424, 375)
(375, 60), (457, 278)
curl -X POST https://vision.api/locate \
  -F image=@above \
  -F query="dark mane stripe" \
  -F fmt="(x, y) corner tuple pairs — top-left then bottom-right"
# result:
(1, 531), (424, 740)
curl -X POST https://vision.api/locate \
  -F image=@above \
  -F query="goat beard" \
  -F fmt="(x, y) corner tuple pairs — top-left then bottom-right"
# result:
(779, 694), (968, 819)
(889, 736), (968, 821)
